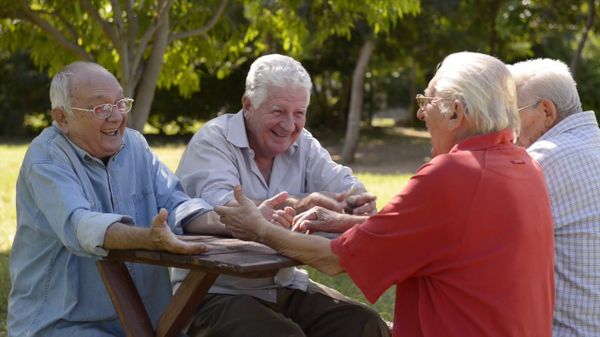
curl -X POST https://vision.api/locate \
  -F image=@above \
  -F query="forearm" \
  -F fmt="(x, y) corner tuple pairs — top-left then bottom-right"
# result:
(103, 222), (154, 250)
(259, 223), (344, 276)
(184, 211), (230, 236)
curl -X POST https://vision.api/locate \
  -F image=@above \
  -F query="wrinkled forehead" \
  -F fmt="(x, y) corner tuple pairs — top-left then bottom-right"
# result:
(69, 67), (122, 101)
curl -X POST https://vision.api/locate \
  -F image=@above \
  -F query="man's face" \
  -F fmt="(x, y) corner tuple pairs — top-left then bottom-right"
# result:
(416, 77), (456, 157)
(59, 68), (127, 161)
(516, 99), (547, 148)
(244, 85), (308, 159)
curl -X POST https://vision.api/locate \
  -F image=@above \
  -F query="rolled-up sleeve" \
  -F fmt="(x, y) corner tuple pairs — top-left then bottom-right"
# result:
(71, 210), (134, 256)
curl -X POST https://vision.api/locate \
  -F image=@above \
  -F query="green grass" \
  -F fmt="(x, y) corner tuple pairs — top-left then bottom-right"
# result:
(0, 141), (411, 333)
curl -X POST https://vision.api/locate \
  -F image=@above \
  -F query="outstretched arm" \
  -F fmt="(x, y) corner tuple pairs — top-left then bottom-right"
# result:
(215, 186), (345, 276)
(103, 208), (208, 255)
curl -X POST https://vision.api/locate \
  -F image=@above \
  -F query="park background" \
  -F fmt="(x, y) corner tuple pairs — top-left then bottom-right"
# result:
(1, 0), (600, 335)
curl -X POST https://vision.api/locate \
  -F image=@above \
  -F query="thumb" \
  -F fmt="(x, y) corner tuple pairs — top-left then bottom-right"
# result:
(233, 185), (253, 206)
(152, 208), (168, 227)
(335, 188), (354, 202)
(266, 191), (289, 208)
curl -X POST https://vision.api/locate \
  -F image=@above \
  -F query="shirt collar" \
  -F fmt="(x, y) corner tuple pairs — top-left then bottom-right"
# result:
(451, 128), (516, 153)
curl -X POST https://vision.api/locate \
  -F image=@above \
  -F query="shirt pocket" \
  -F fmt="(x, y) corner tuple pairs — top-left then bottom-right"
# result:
(131, 186), (156, 226)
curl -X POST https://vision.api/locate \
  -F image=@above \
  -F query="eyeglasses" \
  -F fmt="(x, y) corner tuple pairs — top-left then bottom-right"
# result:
(70, 98), (134, 120)
(517, 99), (541, 111)
(415, 94), (452, 110)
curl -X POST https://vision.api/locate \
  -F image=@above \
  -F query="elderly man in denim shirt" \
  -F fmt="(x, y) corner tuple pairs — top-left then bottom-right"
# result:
(8, 62), (220, 337)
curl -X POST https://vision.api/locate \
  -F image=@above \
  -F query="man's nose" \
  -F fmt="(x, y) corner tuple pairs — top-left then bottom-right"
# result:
(106, 106), (125, 122)
(280, 114), (295, 130)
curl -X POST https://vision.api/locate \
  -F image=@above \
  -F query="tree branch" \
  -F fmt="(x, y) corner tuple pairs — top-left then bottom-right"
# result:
(29, 8), (81, 42)
(570, 0), (596, 78)
(169, 0), (228, 42)
(126, 0), (138, 64)
(17, 0), (93, 61)
(79, 0), (118, 44)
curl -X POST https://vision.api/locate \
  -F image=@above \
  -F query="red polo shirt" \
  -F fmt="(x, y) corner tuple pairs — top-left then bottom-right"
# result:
(331, 129), (554, 337)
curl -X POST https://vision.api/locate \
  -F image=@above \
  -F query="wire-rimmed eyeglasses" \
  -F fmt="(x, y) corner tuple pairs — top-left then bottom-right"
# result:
(415, 94), (452, 110)
(517, 99), (542, 112)
(71, 98), (134, 120)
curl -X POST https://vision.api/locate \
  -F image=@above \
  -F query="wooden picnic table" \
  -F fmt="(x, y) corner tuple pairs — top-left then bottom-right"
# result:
(96, 235), (300, 337)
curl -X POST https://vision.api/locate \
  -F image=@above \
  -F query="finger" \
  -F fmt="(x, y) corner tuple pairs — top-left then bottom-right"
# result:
(177, 242), (209, 255)
(301, 220), (328, 232)
(232, 185), (253, 206)
(292, 209), (316, 228)
(272, 213), (291, 229)
(351, 203), (375, 215)
(284, 206), (296, 217)
(266, 191), (289, 208)
(151, 208), (169, 227)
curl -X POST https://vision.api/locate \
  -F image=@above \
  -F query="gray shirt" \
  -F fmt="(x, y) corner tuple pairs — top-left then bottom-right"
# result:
(173, 110), (363, 301)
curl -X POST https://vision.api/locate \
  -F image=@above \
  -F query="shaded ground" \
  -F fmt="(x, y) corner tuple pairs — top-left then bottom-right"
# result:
(323, 127), (432, 174)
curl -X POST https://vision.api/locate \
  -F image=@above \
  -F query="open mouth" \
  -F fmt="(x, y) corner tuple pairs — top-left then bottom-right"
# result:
(271, 130), (290, 138)
(101, 128), (118, 136)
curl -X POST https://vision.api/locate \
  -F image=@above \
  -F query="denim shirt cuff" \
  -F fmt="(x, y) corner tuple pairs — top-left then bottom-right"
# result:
(75, 213), (134, 257)
(170, 198), (213, 233)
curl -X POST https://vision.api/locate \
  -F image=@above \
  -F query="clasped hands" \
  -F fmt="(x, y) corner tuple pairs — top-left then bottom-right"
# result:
(215, 186), (376, 241)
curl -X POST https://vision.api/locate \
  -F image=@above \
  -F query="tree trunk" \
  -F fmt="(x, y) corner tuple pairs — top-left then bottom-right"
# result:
(128, 8), (171, 131)
(341, 39), (375, 164)
(571, 0), (596, 79)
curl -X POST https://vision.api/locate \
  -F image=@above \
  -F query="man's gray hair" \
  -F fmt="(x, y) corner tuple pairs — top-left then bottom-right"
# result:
(434, 51), (520, 134)
(508, 58), (582, 120)
(244, 54), (312, 108)
(49, 62), (112, 116)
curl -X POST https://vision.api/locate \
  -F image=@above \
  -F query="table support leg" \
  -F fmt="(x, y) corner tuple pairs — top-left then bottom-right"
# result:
(96, 260), (154, 337)
(156, 270), (218, 337)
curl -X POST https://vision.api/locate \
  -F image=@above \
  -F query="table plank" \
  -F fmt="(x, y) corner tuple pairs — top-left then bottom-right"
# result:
(106, 236), (299, 277)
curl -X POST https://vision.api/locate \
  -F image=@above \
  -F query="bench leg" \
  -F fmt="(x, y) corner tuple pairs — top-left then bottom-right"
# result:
(156, 270), (218, 337)
(96, 260), (154, 337)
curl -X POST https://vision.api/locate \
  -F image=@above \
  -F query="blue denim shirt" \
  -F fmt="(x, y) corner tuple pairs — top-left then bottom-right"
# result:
(8, 124), (211, 337)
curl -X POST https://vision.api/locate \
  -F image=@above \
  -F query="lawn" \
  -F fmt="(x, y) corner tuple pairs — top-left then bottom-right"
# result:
(0, 139), (416, 334)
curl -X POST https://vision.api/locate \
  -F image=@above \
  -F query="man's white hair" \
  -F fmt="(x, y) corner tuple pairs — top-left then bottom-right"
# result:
(508, 58), (582, 120)
(244, 54), (312, 108)
(49, 62), (114, 116)
(434, 51), (520, 134)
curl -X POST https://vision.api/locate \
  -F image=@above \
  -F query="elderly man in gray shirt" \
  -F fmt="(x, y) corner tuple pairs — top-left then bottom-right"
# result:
(174, 54), (387, 337)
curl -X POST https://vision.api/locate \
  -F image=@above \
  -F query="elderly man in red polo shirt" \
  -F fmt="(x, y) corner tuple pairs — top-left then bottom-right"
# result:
(215, 51), (555, 337)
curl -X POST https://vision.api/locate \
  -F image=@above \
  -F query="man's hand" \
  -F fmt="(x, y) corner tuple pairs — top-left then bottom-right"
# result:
(344, 192), (377, 215)
(215, 186), (273, 241)
(295, 191), (346, 213)
(272, 206), (296, 229)
(292, 206), (356, 233)
(149, 208), (208, 254)
(257, 191), (289, 220)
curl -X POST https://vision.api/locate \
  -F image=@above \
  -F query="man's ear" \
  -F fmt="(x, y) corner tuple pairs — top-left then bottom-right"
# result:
(51, 108), (69, 132)
(540, 98), (558, 129)
(242, 96), (252, 115)
(448, 99), (467, 131)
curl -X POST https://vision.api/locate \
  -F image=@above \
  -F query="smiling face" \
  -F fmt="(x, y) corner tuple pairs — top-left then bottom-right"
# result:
(243, 85), (308, 160)
(53, 66), (127, 161)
